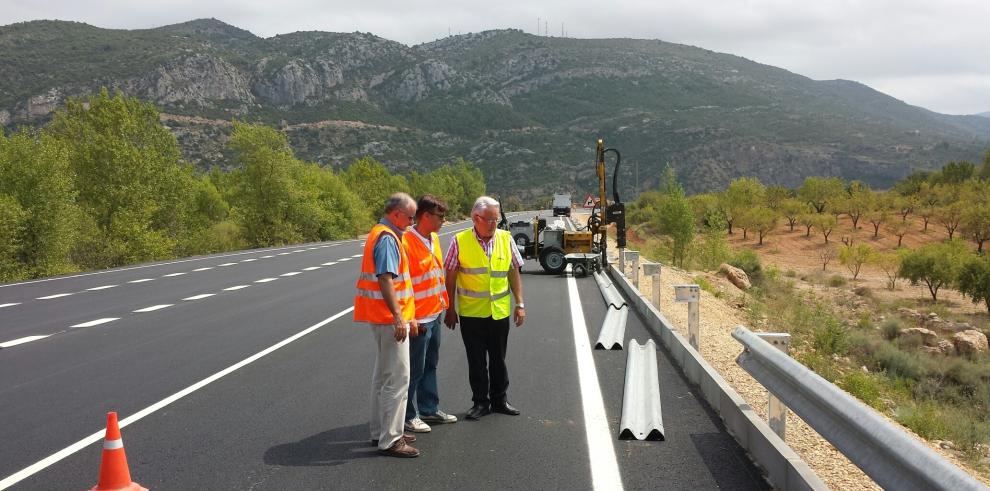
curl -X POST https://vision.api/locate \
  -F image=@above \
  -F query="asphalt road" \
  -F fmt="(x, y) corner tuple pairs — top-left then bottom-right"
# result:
(0, 212), (768, 490)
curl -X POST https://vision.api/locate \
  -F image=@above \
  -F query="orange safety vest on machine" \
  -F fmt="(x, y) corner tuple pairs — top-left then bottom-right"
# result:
(353, 223), (416, 324)
(402, 230), (449, 319)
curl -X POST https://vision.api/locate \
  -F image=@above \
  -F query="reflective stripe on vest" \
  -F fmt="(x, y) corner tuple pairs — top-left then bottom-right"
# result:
(402, 230), (449, 318)
(353, 223), (415, 324)
(454, 228), (512, 320)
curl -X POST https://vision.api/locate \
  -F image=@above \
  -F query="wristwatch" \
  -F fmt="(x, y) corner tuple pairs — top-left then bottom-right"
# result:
(515, 303), (525, 309)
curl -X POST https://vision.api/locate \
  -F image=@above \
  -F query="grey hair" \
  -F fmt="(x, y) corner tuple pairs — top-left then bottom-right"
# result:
(471, 196), (500, 216)
(384, 192), (415, 215)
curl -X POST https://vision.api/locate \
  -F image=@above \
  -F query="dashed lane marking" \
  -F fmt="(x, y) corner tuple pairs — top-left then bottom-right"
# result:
(218, 262), (237, 267)
(70, 318), (119, 328)
(37, 293), (73, 300)
(182, 294), (215, 301)
(133, 304), (172, 313)
(280, 272), (301, 277)
(278, 252), (291, 256)
(241, 258), (257, 262)
(321, 262), (337, 266)
(223, 285), (250, 291)
(0, 307), (355, 489)
(0, 335), (51, 348)
(337, 258), (351, 262)
(85, 285), (118, 291)
(192, 267), (213, 272)
(261, 255), (275, 258)
(128, 278), (154, 283)
(1, 303), (22, 308)
(254, 278), (277, 283)
(350, 254), (362, 258)
(302, 267), (321, 271)
(162, 272), (186, 277)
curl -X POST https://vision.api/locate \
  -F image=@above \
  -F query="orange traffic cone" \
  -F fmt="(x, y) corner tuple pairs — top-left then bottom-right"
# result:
(89, 412), (148, 491)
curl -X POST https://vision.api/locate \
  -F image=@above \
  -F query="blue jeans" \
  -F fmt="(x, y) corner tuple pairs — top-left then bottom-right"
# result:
(406, 318), (442, 421)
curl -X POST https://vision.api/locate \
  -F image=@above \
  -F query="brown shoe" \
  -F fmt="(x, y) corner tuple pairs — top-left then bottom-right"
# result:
(370, 433), (416, 446)
(379, 439), (420, 458)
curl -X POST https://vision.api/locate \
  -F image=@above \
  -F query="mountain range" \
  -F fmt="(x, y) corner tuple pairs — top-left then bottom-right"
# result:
(2, 18), (989, 199)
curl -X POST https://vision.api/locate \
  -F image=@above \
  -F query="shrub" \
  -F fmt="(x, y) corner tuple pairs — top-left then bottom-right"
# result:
(880, 319), (902, 340)
(729, 249), (763, 285)
(896, 401), (950, 440)
(797, 351), (840, 382)
(812, 316), (848, 356)
(785, 269), (797, 278)
(840, 372), (884, 409)
(828, 274), (847, 287)
(876, 344), (927, 381)
(693, 275), (723, 299)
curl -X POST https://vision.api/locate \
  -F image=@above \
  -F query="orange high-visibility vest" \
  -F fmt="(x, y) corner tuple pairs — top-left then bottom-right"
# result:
(402, 229), (449, 319)
(353, 223), (415, 324)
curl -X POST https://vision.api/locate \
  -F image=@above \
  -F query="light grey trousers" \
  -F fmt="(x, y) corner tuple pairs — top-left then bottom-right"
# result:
(369, 324), (410, 450)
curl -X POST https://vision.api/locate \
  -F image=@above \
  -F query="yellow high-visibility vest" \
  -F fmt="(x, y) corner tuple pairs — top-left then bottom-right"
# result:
(454, 228), (512, 320)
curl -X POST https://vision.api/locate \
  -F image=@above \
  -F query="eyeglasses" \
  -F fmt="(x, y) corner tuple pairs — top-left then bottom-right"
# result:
(474, 216), (499, 225)
(429, 211), (446, 221)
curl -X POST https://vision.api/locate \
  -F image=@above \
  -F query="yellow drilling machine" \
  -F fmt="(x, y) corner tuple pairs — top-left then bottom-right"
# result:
(509, 139), (627, 276)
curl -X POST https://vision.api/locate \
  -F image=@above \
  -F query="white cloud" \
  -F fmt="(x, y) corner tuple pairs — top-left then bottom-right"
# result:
(2, 0), (988, 114)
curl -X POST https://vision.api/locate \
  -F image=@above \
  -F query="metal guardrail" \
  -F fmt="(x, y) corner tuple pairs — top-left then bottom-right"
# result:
(619, 339), (665, 441)
(595, 307), (628, 350)
(593, 271), (626, 310)
(733, 326), (989, 491)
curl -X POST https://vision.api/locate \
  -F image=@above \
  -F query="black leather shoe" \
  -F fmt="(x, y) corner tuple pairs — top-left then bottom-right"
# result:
(466, 404), (491, 420)
(492, 401), (520, 415)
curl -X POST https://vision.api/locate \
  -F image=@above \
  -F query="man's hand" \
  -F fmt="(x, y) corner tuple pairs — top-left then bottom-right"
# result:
(393, 318), (408, 342)
(513, 306), (526, 327)
(444, 309), (459, 330)
(408, 319), (420, 337)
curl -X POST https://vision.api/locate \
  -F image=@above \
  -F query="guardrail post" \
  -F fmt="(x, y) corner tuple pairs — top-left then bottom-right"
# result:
(642, 262), (661, 307)
(674, 284), (700, 350)
(628, 251), (640, 288)
(756, 333), (791, 439)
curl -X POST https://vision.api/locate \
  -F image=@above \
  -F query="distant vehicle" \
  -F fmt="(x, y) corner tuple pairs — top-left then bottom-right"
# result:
(552, 193), (571, 217)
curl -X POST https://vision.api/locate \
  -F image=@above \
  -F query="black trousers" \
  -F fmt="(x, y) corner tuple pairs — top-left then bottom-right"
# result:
(459, 315), (510, 406)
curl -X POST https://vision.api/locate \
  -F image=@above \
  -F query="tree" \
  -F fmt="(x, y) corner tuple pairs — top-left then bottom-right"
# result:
(957, 254), (990, 314)
(867, 208), (888, 239)
(0, 129), (80, 277)
(779, 198), (808, 232)
(655, 167), (694, 267)
(746, 206), (778, 245)
(819, 245), (837, 271)
(765, 185), (792, 209)
(841, 181), (873, 229)
(724, 177), (766, 234)
(935, 202), (965, 240)
(873, 250), (903, 290)
(887, 219), (911, 248)
(898, 239), (969, 302)
(961, 204), (990, 253)
(979, 149), (990, 180)
(0, 194), (27, 281)
(48, 90), (195, 268)
(934, 160), (975, 185)
(892, 194), (917, 221)
(798, 176), (844, 213)
(341, 156), (411, 223)
(839, 243), (873, 280)
(799, 213), (816, 237)
(813, 214), (838, 244)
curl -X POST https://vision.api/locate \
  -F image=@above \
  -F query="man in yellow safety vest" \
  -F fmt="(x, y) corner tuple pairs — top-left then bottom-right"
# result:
(443, 196), (526, 420)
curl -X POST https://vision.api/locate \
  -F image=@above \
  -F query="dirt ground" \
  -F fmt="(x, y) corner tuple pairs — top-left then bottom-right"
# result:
(572, 211), (990, 489)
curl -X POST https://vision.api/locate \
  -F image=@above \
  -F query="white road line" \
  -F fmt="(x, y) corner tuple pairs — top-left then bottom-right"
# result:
(218, 262), (237, 267)
(85, 285), (118, 291)
(254, 278), (277, 283)
(223, 285), (250, 291)
(182, 294), (215, 301)
(241, 258), (257, 262)
(0, 303), (21, 309)
(293, 249), (306, 253)
(133, 304), (173, 313)
(321, 262), (337, 266)
(128, 278), (154, 283)
(0, 335), (51, 348)
(350, 254), (362, 258)
(302, 267), (321, 271)
(337, 258), (351, 262)
(261, 255), (275, 258)
(278, 252), (291, 256)
(280, 272), (301, 276)
(192, 267), (213, 272)
(307, 247), (318, 250)
(567, 267), (624, 490)
(37, 293), (73, 300)
(70, 318), (119, 328)
(0, 307), (355, 490)
(162, 272), (186, 277)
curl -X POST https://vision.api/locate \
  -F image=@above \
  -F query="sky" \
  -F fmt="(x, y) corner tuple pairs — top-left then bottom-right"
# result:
(3, 0), (989, 115)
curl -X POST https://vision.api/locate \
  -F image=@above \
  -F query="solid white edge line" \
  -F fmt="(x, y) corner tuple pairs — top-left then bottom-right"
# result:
(0, 335), (51, 348)
(567, 266), (624, 490)
(133, 305), (173, 313)
(69, 318), (119, 328)
(0, 307), (355, 490)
